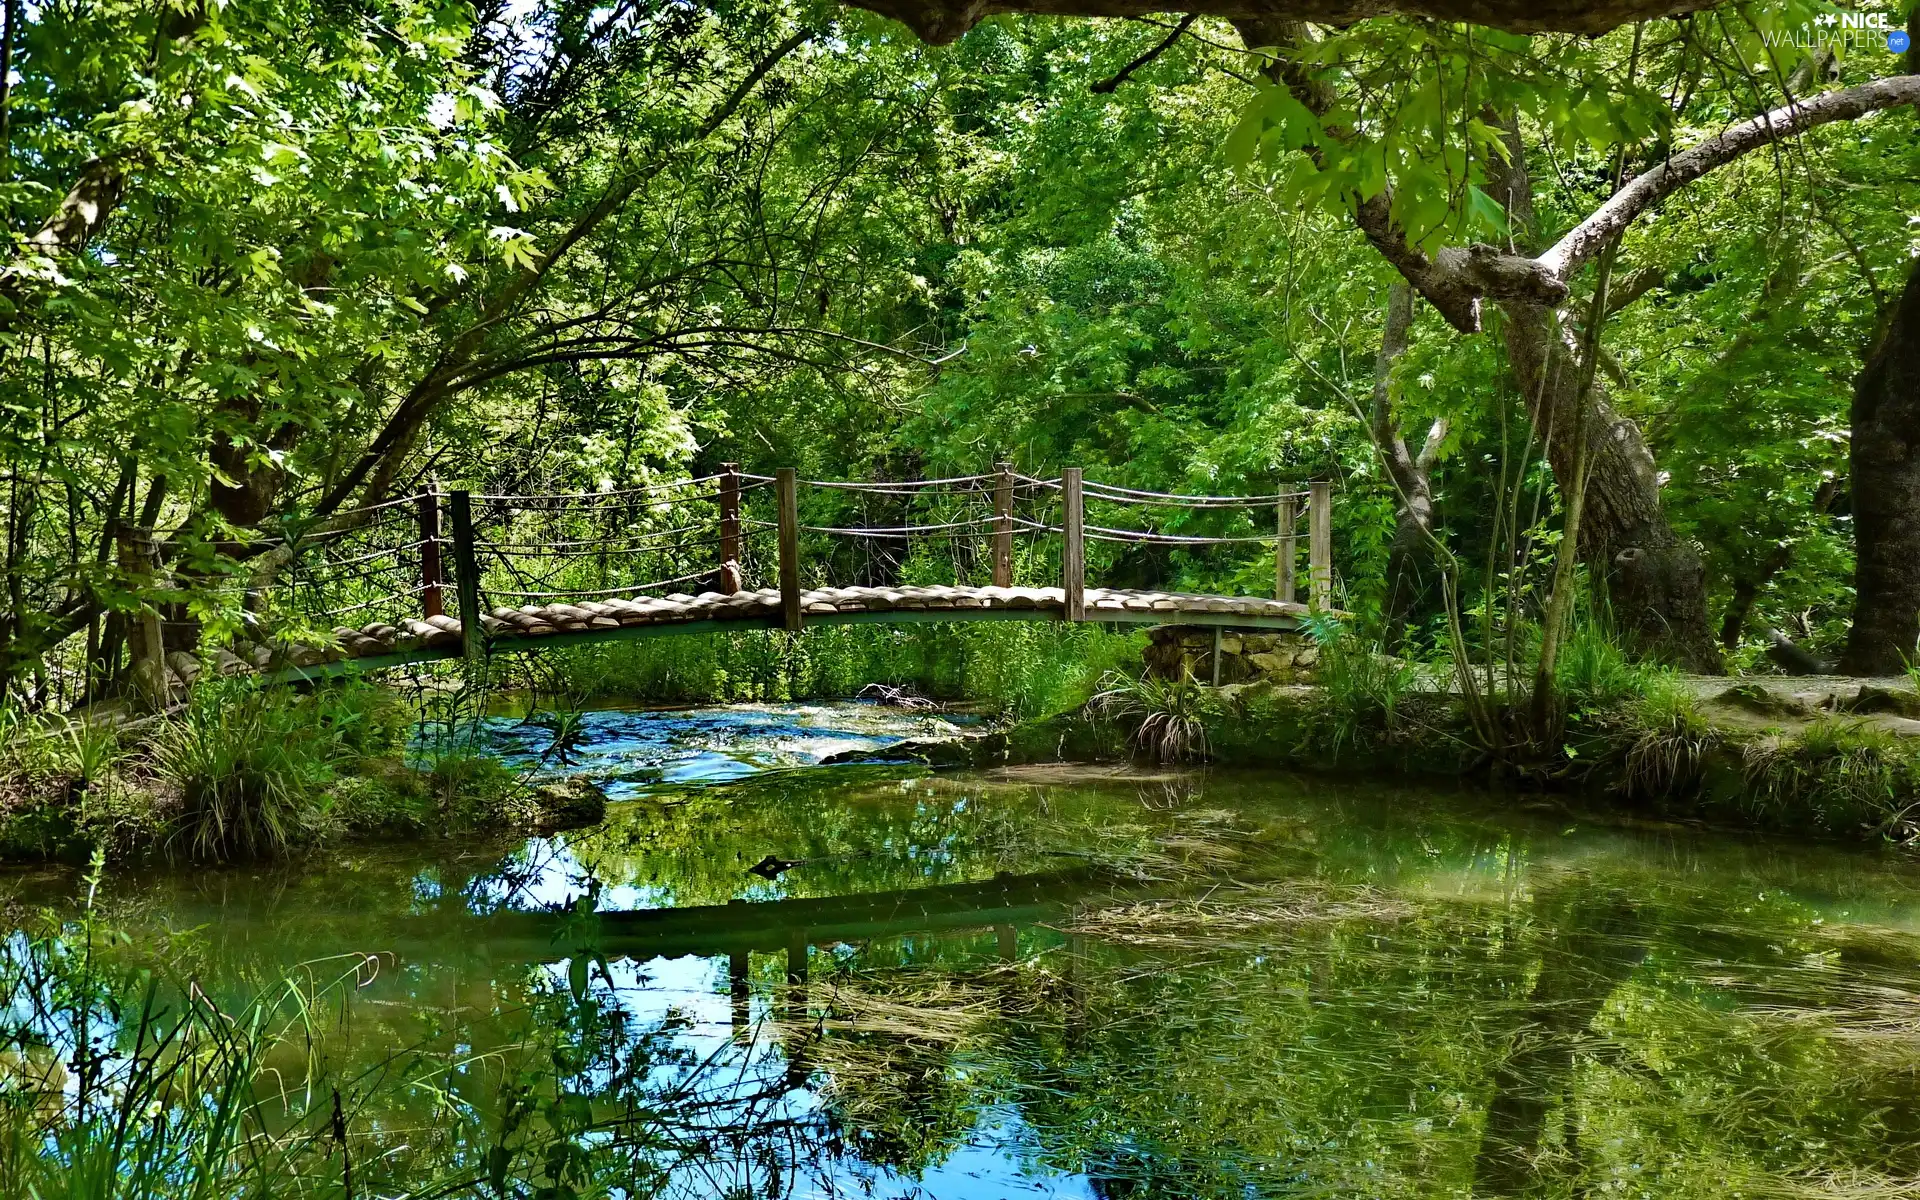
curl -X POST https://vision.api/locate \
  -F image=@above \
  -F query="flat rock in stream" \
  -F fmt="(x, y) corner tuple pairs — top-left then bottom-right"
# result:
(820, 731), (1006, 768)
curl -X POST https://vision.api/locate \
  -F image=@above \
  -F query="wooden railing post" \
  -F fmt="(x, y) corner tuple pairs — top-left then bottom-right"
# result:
(1309, 479), (1333, 612)
(1062, 467), (1085, 621)
(1275, 492), (1297, 604)
(717, 463), (741, 594)
(116, 525), (167, 711)
(776, 467), (802, 632)
(992, 462), (1014, 588)
(449, 490), (483, 661)
(418, 491), (445, 619)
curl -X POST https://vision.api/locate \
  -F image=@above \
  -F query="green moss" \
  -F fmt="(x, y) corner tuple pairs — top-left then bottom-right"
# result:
(1734, 720), (1920, 838)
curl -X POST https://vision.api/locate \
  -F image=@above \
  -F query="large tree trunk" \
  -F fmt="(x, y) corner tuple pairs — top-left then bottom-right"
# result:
(1839, 257), (1920, 676)
(1232, 21), (1723, 673)
(1502, 301), (1722, 672)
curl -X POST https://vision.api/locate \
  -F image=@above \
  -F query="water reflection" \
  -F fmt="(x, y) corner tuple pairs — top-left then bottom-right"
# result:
(7, 705), (1920, 1196)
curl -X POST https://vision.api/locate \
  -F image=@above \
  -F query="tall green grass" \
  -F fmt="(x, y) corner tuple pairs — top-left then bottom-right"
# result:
(149, 680), (417, 859)
(532, 621), (1147, 720)
(0, 679), (527, 864)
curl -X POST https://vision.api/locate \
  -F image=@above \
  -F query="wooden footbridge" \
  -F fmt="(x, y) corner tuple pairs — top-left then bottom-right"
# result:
(138, 467), (1339, 688)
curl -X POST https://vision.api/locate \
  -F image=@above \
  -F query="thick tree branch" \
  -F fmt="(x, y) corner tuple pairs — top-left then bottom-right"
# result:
(1540, 75), (1920, 281)
(24, 157), (126, 253)
(847, 0), (1718, 44)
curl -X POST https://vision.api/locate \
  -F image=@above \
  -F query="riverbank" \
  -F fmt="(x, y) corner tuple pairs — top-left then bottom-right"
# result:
(0, 681), (608, 864)
(12, 620), (1920, 862)
(944, 672), (1920, 847)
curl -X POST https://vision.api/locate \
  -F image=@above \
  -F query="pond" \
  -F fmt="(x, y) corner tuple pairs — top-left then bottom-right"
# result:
(7, 701), (1920, 1198)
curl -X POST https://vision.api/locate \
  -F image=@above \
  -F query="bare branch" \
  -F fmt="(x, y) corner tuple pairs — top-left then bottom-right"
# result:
(1091, 15), (1196, 93)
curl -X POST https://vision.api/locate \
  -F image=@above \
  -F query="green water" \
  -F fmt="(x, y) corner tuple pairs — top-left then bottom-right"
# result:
(8, 702), (1920, 1198)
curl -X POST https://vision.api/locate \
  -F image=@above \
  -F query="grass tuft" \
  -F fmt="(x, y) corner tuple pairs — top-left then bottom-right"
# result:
(1742, 719), (1920, 837)
(1620, 676), (1720, 801)
(1086, 670), (1215, 763)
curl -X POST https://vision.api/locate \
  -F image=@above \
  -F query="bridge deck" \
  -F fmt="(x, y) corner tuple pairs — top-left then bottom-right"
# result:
(172, 585), (1313, 685)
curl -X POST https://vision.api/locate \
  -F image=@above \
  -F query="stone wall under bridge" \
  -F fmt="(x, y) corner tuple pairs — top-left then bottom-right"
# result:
(1143, 626), (1321, 685)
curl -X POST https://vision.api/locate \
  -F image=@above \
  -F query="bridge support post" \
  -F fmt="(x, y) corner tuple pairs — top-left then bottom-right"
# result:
(418, 491), (445, 619)
(1276, 493), (1297, 604)
(785, 929), (809, 1027)
(1309, 479), (1333, 612)
(717, 463), (741, 595)
(449, 490), (484, 664)
(1062, 468), (1085, 621)
(776, 468), (803, 631)
(729, 950), (750, 1037)
(992, 462), (1014, 588)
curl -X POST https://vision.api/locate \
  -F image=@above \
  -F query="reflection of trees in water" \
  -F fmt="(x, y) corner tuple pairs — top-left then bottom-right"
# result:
(1471, 877), (1646, 1195)
(16, 769), (1920, 1196)
(798, 865), (1920, 1200)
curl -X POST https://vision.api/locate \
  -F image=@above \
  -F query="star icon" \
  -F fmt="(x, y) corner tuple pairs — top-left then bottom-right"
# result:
(1814, 11), (1838, 25)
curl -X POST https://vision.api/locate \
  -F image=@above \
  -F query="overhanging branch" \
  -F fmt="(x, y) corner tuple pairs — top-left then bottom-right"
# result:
(845, 0), (1719, 44)
(1539, 75), (1920, 281)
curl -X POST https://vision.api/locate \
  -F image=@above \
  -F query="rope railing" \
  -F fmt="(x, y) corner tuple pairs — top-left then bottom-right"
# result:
(228, 463), (1336, 666)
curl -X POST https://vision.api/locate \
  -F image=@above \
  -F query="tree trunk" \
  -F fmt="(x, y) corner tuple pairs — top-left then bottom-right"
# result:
(1367, 283), (1446, 646)
(1500, 300), (1723, 673)
(1839, 257), (1920, 676)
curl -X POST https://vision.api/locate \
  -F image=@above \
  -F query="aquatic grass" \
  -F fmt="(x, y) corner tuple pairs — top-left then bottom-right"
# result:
(150, 688), (339, 860)
(1061, 879), (1412, 952)
(0, 855), (380, 1200)
(147, 679), (416, 860)
(1308, 627), (1423, 758)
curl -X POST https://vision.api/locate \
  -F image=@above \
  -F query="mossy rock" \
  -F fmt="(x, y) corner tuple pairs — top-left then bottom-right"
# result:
(0, 800), (88, 862)
(1712, 684), (1812, 719)
(530, 779), (609, 832)
(1836, 686), (1920, 719)
(819, 732), (1006, 768)
(1001, 712), (1129, 763)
